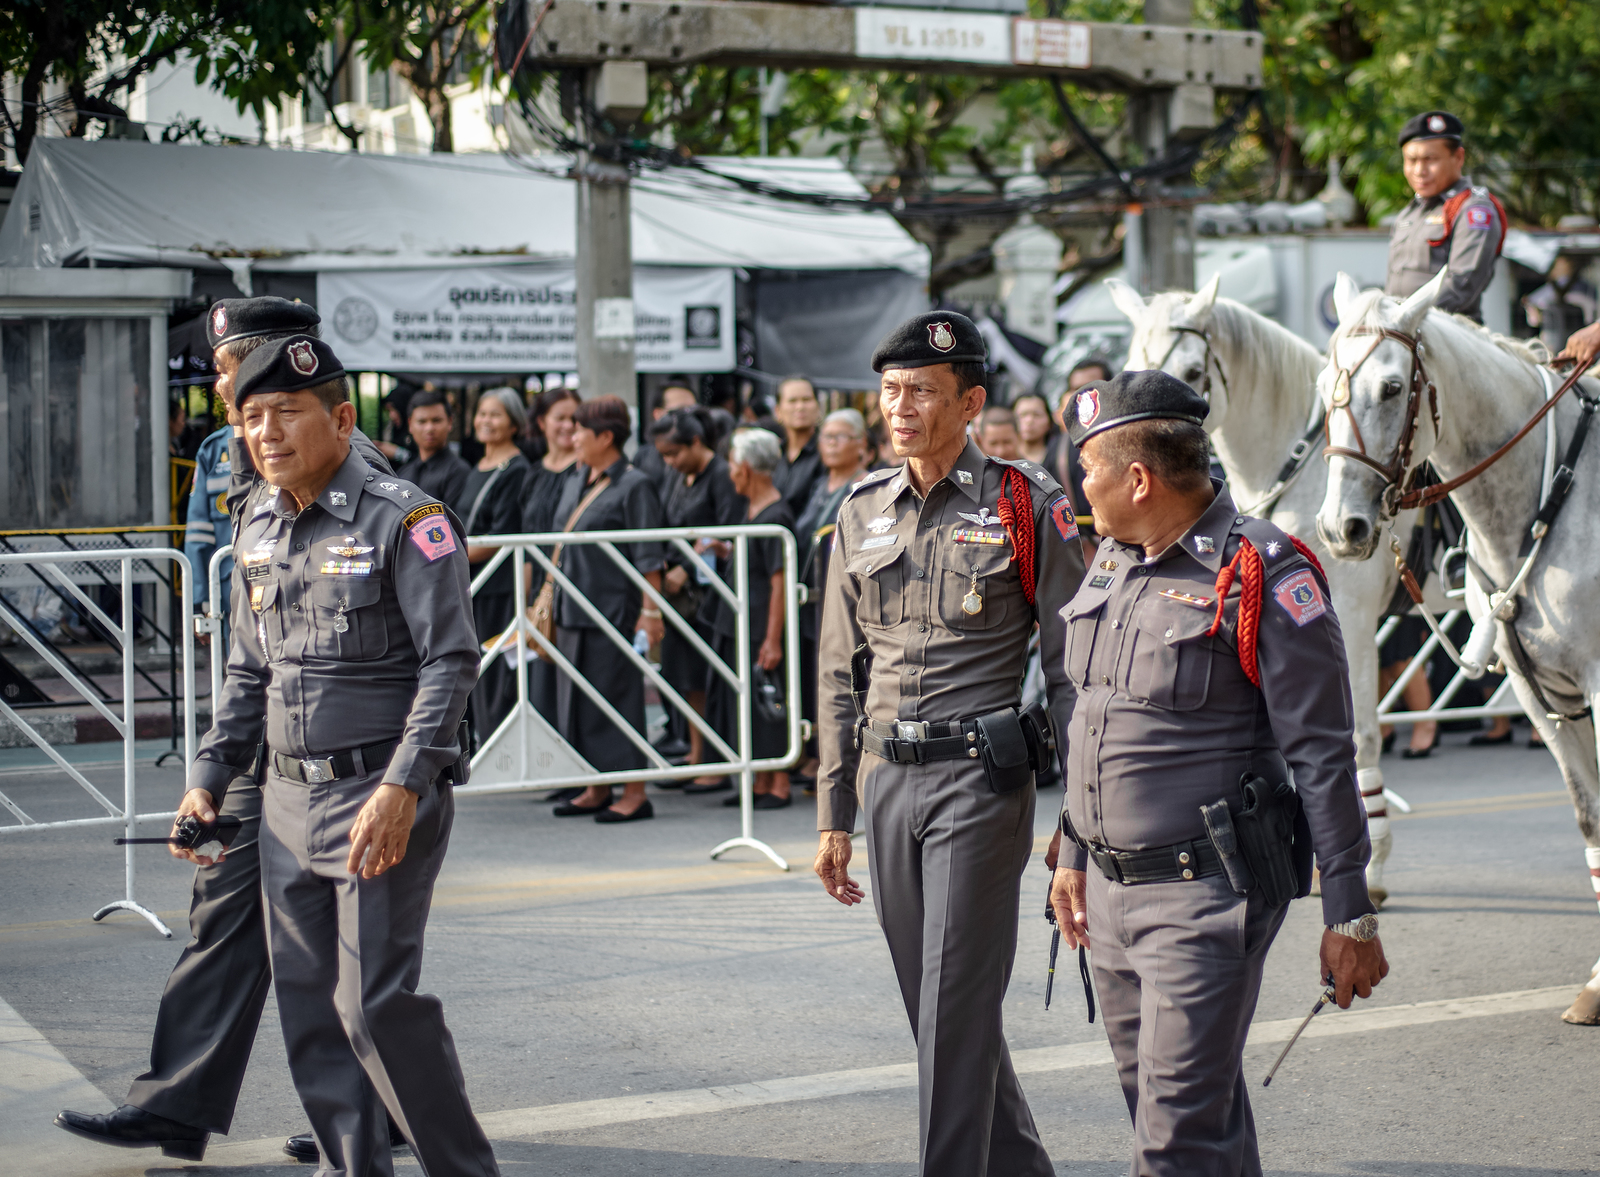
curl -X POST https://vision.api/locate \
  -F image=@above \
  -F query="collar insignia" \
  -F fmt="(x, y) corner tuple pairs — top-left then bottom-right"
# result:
(1099, 559), (1117, 571)
(327, 537), (375, 558)
(867, 516), (894, 534)
(958, 506), (1000, 527)
(328, 491), (347, 507)
(956, 470), (974, 485)
(380, 481), (399, 491)
(1194, 535), (1215, 554)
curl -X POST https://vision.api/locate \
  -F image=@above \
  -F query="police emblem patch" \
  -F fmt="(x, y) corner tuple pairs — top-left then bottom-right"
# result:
(1194, 535), (1215, 554)
(1077, 388), (1100, 428)
(1273, 569), (1327, 626)
(1427, 114), (1447, 133)
(288, 340), (319, 376)
(211, 305), (227, 338)
(867, 516), (894, 534)
(928, 321), (957, 352)
(1050, 498), (1079, 542)
(1466, 206), (1491, 230)
(956, 470), (974, 485)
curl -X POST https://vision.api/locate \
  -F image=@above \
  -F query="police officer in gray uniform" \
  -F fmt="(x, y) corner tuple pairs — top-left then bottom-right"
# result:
(1385, 111), (1504, 322)
(814, 312), (1086, 1177)
(1046, 371), (1389, 1177)
(188, 335), (495, 1176)
(55, 298), (405, 1164)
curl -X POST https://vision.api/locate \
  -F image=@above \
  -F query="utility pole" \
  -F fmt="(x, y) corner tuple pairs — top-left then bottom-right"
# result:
(570, 62), (648, 414)
(1124, 0), (1204, 294)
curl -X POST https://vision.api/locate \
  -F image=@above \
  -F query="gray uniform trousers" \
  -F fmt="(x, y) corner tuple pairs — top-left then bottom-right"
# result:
(862, 756), (1054, 1177)
(260, 766), (499, 1177)
(124, 777), (270, 1134)
(1087, 869), (1288, 1177)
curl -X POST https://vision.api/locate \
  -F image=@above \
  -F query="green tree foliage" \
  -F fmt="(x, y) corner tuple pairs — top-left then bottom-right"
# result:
(354, 0), (495, 153)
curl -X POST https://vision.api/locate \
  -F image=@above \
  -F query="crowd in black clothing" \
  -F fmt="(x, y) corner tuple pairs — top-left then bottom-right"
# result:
(379, 375), (873, 825)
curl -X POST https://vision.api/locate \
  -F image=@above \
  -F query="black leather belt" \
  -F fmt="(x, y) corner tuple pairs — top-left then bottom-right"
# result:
(859, 717), (984, 765)
(1088, 838), (1223, 885)
(271, 740), (398, 784)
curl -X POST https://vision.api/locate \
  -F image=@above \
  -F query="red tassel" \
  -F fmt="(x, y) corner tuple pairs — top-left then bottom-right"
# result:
(996, 468), (1037, 606)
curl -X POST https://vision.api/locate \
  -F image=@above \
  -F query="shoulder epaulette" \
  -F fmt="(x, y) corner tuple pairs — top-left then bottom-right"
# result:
(843, 467), (897, 500)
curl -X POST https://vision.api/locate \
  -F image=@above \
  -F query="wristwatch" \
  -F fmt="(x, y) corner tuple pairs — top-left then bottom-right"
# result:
(1327, 913), (1379, 942)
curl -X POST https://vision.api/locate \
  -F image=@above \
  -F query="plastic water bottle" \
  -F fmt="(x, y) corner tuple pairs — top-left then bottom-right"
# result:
(633, 628), (651, 656)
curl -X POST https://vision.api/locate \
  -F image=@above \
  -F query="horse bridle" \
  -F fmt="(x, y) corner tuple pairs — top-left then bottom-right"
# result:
(1321, 325), (1439, 516)
(1154, 325), (1231, 403)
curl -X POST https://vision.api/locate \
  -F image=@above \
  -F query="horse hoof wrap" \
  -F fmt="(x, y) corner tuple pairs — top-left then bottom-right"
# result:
(1560, 986), (1600, 1026)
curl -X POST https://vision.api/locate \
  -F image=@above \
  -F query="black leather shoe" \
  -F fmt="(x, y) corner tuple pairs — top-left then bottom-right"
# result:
(55, 1105), (209, 1161)
(595, 799), (654, 823)
(285, 1119), (409, 1163)
(552, 798), (610, 816)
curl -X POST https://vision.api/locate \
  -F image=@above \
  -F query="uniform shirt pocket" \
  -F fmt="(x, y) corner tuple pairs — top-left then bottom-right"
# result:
(845, 544), (906, 629)
(939, 545), (1013, 631)
(309, 577), (388, 661)
(1123, 599), (1215, 711)
(1063, 593), (1108, 688)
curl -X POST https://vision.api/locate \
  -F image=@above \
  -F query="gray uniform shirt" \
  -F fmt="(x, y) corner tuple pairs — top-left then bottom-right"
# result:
(1385, 176), (1501, 322)
(1058, 483), (1374, 924)
(816, 440), (1088, 831)
(191, 448), (479, 799)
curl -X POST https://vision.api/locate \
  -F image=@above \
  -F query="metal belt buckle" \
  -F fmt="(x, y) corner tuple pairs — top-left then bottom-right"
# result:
(896, 720), (930, 742)
(300, 757), (337, 784)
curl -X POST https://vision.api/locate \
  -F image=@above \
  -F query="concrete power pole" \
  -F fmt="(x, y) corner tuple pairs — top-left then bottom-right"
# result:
(573, 62), (648, 411)
(1125, 0), (1204, 294)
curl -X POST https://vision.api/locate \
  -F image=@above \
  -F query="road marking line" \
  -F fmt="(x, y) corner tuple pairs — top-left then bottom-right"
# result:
(202, 983), (1574, 1162)
(0, 994), (124, 1170)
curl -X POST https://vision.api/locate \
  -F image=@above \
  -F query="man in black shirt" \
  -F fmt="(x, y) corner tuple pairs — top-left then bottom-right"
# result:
(773, 376), (823, 519)
(396, 390), (472, 508)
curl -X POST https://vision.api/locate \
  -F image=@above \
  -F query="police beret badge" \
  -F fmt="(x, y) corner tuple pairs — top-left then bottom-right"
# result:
(870, 311), (986, 371)
(928, 321), (956, 353)
(1427, 114), (1446, 133)
(211, 305), (227, 338)
(288, 340), (319, 377)
(1077, 388), (1100, 428)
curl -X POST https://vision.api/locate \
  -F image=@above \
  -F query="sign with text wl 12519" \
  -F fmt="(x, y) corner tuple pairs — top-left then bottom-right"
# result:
(317, 265), (735, 373)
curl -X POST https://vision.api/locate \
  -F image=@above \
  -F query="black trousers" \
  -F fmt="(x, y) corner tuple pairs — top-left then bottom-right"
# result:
(555, 625), (648, 773)
(471, 588), (516, 743)
(125, 777), (270, 1135)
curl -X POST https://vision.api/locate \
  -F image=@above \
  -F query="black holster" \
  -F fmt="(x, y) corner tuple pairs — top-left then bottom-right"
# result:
(975, 709), (1032, 793)
(1234, 774), (1307, 906)
(1018, 700), (1057, 774)
(1199, 799), (1254, 897)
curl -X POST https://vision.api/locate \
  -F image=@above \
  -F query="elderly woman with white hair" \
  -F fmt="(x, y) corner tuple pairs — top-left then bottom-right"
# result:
(702, 427), (796, 807)
(458, 386), (534, 742)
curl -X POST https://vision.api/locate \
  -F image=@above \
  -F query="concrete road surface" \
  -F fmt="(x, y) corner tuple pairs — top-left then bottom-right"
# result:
(2, 729), (1597, 1176)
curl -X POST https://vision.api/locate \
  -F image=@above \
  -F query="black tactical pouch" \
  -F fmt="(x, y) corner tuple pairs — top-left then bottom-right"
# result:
(1018, 700), (1056, 774)
(1235, 775), (1301, 906)
(975, 709), (1033, 793)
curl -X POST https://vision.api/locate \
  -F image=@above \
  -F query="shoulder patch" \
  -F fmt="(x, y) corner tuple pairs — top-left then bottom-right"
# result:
(1272, 568), (1327, 627)
(402, 502), (445, 530)
(1050, 497), (1079, 542)
(1465, 205), (1491, 230)
(408, 512), (458, 562)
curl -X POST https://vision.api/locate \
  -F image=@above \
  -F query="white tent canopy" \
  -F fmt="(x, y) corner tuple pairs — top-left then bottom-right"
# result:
(0, 139), (928, 276)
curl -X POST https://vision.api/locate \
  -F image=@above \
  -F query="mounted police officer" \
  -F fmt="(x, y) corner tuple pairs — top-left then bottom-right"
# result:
(814, 311), (1087, 1177)
(1386, 110), (1505, 323)
(1046, 370), (1388, 1177)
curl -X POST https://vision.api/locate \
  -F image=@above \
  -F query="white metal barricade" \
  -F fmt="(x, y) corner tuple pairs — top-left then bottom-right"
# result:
(1374, 609), (1528, 726)
(0, 548), (197, 938)
(205, 524), (803, 871)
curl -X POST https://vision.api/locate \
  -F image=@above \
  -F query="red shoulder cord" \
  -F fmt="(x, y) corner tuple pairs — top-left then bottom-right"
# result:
(1206, 535), (1324, 688)
(994, 467), (1037, 606)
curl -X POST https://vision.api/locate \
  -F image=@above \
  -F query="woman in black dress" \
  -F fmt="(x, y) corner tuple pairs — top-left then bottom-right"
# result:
(458, 387), (533, 744)
(705, 427), (795, 807)
(650, 407), (741, 784)
(548, 396), (666, 823)
(521, 387), (584, 722)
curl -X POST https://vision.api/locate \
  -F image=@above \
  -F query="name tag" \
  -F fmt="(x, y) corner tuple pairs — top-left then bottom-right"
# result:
(860, 535), (898, 550)
(951, 527), (1005, 545)
(1089, 574), (1113, 588)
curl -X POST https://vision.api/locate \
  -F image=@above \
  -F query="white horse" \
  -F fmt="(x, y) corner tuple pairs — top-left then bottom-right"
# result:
(1108, 275), (1404, 905)
(1316, 269), (1600, 1024)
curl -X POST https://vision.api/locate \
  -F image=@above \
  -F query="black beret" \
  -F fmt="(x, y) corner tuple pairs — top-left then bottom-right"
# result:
(206, 297), (321, 350)
(871, 311), (986, 373)
(233, 335), (346, 405)
(1067, 369), (1208, 448)
(1398, 110), (1464, 148)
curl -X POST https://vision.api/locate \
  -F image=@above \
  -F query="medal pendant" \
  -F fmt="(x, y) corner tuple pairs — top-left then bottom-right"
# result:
(333, 608), (350, 634)
(962, 573), (983, 615)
